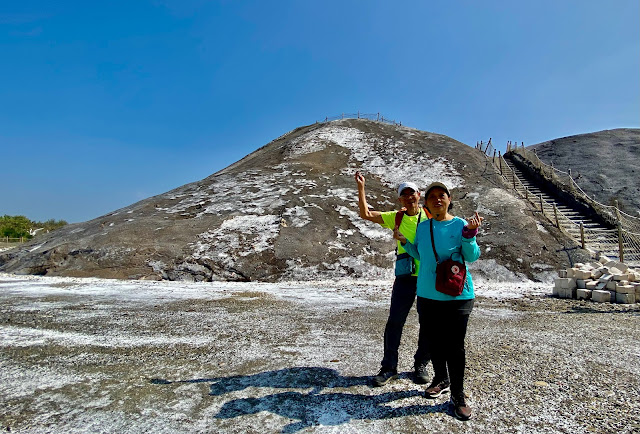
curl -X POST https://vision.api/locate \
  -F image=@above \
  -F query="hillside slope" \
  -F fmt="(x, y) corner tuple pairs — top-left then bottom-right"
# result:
(0, 119), (581, 281)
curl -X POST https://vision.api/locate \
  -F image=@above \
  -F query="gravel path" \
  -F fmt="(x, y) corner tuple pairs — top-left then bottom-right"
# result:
(0, 275), (638, 433)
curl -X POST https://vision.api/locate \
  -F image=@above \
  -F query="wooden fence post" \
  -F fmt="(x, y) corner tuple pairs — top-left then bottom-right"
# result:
(618, 223), (624, 263)
(540, 194), (544, 215)
(553, 204), (559, 228)
(498, 151), (503, 175)
(580, 222), (585, 249)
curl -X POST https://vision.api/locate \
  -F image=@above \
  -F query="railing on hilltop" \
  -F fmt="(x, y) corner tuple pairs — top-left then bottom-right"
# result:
(476, 139), (640, 265)
(319, 112), (403, 127)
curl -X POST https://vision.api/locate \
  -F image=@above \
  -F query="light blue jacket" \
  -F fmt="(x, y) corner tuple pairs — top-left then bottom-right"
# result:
(402, 216), (480, 300)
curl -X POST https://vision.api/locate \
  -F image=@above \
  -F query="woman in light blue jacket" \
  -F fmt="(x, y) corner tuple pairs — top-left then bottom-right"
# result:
(394, 181), (483, 421)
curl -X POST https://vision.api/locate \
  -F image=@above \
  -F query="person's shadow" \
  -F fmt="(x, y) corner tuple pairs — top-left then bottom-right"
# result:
(151, 366), (450, 432)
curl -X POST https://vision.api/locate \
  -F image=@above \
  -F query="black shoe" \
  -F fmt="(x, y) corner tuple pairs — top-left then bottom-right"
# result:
(372, 367), (397, 387)
(413, 361), (429, 384)
(424, 378), (451, 398)
(451, 392), (472, 421)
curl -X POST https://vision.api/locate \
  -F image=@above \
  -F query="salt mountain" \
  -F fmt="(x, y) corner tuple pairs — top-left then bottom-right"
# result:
(0, 119), (576, 282)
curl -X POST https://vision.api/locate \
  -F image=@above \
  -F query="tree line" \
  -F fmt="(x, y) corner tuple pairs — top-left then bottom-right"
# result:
(0, 215), (68, 240)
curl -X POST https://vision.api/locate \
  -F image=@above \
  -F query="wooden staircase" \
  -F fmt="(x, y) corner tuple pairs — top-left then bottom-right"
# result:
(502, 155), (626, 261)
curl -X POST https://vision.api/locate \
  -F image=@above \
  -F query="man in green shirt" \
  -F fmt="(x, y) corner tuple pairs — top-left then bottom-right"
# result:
(355, 171), (431, 386)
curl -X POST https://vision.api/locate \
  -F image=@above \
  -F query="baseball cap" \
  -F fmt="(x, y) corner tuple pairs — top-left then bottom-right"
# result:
(397, 182), (419, 197)
(425, 182), (450, 197)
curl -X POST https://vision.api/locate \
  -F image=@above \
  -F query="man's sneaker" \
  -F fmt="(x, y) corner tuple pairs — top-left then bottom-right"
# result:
(372, 367), (398, 387)
(413, 361), (429, 384)
(424, 378), (451, 398)
(451, 393), (472, 421)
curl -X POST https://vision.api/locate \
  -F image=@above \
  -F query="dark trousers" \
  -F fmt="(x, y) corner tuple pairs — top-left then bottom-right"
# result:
(416, 297), (474, 395)
(381, 276), (430, 370)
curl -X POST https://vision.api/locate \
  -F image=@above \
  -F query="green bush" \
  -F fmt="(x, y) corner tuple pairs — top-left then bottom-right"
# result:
(0, 215), (68, 239)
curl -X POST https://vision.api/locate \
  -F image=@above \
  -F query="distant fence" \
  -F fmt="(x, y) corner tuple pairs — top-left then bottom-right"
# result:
(476, 140), (640, 265)
(318, 112), (403, 127)
(1, 236), (27, 243)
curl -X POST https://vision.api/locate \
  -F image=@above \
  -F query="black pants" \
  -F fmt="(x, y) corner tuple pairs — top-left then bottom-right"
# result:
(381, 276), (430, 370)
(416, 297), (474, 395)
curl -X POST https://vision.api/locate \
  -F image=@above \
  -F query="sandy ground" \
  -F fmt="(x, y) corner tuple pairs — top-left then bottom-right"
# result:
(0, 273), (638, 433)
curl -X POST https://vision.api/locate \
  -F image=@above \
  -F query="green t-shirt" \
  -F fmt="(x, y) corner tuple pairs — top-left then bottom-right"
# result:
(380, 209), (429, 276)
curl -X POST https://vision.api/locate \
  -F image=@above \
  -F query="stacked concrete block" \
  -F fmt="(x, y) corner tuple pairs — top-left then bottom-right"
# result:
(553, 258), (639, 304)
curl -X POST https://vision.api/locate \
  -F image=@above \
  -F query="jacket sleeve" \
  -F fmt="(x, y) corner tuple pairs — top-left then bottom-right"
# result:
(402, 223), (421, 260)
(460, 234), (480, 263)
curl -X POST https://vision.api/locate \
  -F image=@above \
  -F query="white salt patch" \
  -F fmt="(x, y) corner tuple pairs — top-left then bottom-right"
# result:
(29, 243), (46, 252)
(326, 187), (355, 202)
(285, 124), (464, 191)
(335, 206), (390, 241)
(536, 222), (549, 233)
(282, 206), (311, 227)
(192, 215), (280, 261)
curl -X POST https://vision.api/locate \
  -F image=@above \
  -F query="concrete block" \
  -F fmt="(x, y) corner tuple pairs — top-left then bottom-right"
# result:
(598, 255), (611, 264)
(606, 281), (617, 290)
(558, 286), (576, 299)
(610, 267), (624, 276)
(608, 291), (616, 302)
(613, 274), (629, 281)
(567, 268), (577, 278)
(599, 274), (613, 283)
(585, 281), (598, 290)
(552, 285), (559, 297)
(616, 293), (635, 304)
(575, 263), (584, 268)
(592, 290), (611, 303)
(604, 261), (617, 268)
(558, 269), (567, 278)
(575, 270), (593, 279)
(614, 262), (628, 272)
(616, 284), (635, 295)
(592, 269), (604, 279)
(576, 279), (587, 289)
(589, 262), (601, 269)
(555, 278), (576, 289)
(595, 281), (607, 290)
(637, 292), (640, 303)
(576, 289), (592, 300)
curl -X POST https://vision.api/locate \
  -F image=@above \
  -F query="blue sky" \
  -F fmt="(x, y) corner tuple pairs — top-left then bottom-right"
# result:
(1, 1), (638, 223)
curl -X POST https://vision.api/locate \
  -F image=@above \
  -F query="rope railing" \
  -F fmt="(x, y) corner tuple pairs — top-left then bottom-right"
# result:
(478, 143), (639, 265)
(319, 112), (403, 126)
(506, 143), (640, 234)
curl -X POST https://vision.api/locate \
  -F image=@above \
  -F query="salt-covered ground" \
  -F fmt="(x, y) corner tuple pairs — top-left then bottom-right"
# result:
(1, 273), (638, 433)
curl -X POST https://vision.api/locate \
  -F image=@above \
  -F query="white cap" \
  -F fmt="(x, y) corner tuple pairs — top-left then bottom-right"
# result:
(397, 182), (419, 197)
(425, 181), (450, 197)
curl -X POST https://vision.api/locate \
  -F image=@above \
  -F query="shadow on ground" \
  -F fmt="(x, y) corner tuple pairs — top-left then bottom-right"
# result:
(151, 366), (450, 432)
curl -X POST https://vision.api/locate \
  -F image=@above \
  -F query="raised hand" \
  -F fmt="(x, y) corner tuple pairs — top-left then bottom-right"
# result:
(467, 211), (484, 230)
(355, 171), (365, 189)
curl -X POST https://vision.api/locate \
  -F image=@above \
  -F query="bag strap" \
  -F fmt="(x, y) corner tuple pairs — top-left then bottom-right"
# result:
(396, 207), (427, 229)
(429, 219), (440, 263)
(394, 208), (406, 228)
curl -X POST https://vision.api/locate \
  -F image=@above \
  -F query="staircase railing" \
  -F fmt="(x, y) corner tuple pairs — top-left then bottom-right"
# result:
(507, 142), (640, 234)
(477, 140), (639, 265)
